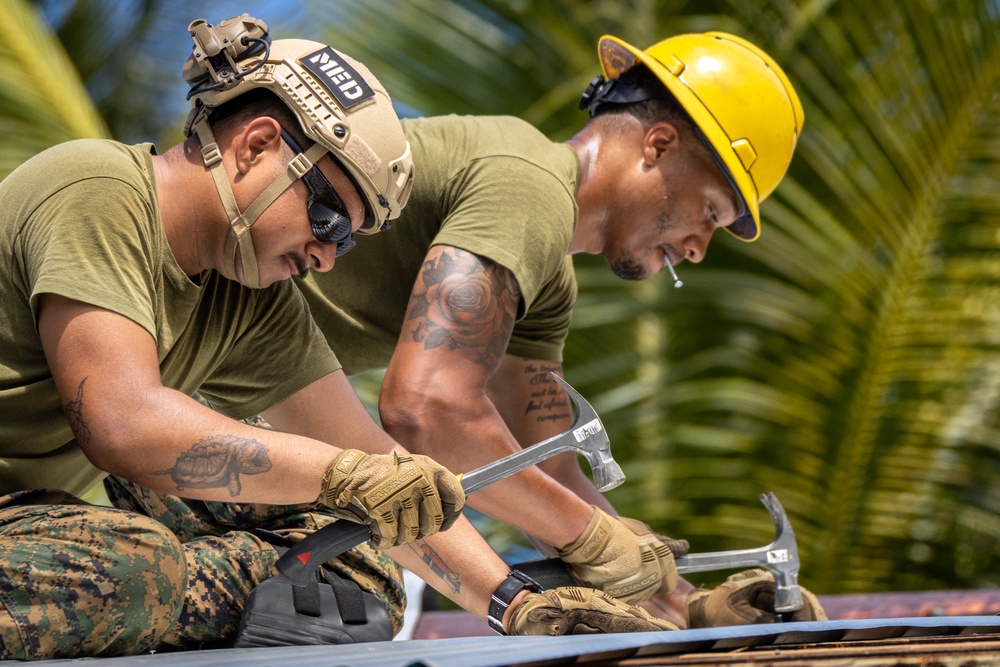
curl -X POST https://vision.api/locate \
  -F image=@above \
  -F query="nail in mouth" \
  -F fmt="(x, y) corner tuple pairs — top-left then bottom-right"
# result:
(664, 254), (683, 288)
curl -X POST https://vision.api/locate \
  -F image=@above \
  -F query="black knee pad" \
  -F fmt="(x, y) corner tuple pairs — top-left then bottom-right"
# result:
(232, 573), (394, 647)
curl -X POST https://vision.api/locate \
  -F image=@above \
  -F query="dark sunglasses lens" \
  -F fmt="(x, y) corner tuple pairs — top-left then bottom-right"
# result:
(334, 236), (356, 257)
(308, 200), (355, 256)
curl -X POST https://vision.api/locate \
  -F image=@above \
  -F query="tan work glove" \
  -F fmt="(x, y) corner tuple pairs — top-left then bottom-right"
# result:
(686, 569), (827, 627)
(318, 449), (465, 549)
(509, 587), (679, 635)
(558, 507), (688, 604)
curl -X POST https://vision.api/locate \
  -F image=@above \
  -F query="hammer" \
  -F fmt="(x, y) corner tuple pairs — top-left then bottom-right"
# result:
(512, 492), (805, 613)
(277, 374), (623, 586)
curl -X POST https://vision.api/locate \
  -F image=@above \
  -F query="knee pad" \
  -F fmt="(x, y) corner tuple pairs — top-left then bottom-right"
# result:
(232, 574), (393, 647)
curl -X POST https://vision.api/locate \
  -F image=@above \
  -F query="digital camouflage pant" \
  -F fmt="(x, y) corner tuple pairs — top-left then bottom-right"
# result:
(0, 482), (405, 660)
(104, 475), (406, 642)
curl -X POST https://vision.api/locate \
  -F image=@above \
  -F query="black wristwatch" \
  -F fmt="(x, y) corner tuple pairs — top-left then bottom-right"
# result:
(487, 569), (543, 635)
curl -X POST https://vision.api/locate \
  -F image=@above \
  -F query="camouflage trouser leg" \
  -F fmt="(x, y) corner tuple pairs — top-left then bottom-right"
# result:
(0, 489), (187, 661)
(104, 476), (406, 649)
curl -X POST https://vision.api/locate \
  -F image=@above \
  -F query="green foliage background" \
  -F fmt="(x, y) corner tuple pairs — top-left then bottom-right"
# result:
(5, 0), (1000, 595)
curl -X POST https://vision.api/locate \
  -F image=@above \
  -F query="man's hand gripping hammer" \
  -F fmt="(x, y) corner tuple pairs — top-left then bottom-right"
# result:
(673, 492), (802, 613)
(515, 492), (805, 614)
(277, 374), (623, 585)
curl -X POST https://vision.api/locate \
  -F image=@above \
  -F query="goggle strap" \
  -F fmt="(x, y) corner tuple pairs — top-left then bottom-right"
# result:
(241, 142), (327, 224)
(193, 117), (260, 287)
(226, 142), (327, 288)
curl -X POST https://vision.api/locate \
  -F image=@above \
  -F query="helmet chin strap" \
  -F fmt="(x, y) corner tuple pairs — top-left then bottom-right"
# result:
(192, 113), (329, 288)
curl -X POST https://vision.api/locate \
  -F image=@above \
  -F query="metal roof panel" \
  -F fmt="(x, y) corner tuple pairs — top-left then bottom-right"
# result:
(29, 616), (1000, 667)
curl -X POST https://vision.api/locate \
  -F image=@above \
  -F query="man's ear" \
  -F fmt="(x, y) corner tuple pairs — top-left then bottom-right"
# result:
(642, 121), (680, 166)
(233, 116), (283, 176)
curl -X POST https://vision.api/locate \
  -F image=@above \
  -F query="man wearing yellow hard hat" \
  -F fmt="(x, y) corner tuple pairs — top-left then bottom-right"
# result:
(587, 32), (805, 246)
(288, 30), (820, 628)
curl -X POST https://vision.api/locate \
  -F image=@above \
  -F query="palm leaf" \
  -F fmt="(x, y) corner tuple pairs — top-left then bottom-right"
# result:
(0, 0), (108, 177)
(314, 0), (711, 134)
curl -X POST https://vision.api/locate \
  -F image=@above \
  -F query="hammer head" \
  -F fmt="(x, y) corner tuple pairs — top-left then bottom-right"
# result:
(551, 374), (625, 492)
(760, 492), (803, 613)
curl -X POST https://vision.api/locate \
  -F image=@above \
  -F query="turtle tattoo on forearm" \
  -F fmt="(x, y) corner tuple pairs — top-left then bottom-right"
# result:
(157, 435), (272, 497)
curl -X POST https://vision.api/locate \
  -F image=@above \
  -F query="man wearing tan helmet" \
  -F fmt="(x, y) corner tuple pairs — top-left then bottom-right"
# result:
(0, 16), (673, 660)
(294, 32), (825, 627)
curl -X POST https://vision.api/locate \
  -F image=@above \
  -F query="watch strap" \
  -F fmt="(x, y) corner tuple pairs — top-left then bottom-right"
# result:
(487, 569), (543, 635)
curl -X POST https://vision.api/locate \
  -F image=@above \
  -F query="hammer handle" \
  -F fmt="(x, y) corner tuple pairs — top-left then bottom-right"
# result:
(278, 470), (478, 586)
(276, 521), (371, 586)
(511, 553), (775, 585)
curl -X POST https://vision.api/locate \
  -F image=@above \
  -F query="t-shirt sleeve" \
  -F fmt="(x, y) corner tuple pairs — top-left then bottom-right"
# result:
(505, 255), (576, 362)
(431, 155), (577, 312)
(430, 155), (578, 363)
(23, 176), (159, 335)
(197, 281), (343, 420)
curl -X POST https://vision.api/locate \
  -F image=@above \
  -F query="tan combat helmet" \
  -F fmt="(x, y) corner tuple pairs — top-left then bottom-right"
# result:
(182, 14), (413, 287)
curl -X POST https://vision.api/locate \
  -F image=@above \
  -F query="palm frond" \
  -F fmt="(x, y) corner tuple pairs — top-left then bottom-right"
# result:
(0, 0), (107, 177)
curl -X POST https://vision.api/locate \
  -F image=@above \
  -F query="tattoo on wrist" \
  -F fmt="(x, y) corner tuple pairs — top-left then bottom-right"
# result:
(156, 435), (272, 497)
(405, 248), (519, 369)
(410, 540), (461, 594)
(64, 377), (91, 446)
(523, 363), (571, 424)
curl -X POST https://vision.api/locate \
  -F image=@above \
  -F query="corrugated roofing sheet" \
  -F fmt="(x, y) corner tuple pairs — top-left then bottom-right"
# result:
(32, 616), (1000, 667)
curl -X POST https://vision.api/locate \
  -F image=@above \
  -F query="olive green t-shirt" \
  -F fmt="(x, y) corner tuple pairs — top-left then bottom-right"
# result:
(297, 115), (579, 376)
(0, 139), (339, 495)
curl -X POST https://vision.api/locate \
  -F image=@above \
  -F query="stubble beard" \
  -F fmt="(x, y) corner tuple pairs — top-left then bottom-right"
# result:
(610, 252), (647, 281)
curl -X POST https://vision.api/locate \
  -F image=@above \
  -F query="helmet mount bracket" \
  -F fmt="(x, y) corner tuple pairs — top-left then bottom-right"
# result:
(185, 16), (271, 99)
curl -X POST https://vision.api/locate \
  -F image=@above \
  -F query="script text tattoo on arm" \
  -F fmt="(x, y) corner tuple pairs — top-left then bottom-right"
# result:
(405, 248), (520, 370)
(156, 435), (273, 497)
(522, 362), (571, 424)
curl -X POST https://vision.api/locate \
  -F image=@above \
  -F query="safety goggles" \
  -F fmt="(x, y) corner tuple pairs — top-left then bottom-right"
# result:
(280, 129), (356, 257)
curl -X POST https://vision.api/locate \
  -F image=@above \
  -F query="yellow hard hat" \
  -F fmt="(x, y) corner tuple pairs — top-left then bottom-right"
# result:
(595, 33), (804, 242)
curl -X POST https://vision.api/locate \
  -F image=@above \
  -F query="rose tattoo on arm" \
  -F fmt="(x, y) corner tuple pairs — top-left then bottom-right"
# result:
(405, 247), (521, 370)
